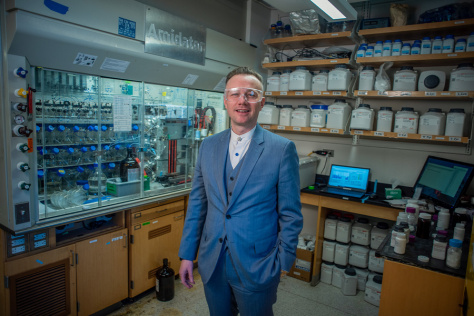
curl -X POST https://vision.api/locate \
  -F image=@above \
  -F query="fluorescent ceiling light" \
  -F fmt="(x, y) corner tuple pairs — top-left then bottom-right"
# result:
(311, 0), (346, 20)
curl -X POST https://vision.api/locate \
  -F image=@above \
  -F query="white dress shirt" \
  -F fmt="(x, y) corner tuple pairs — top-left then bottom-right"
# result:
(228, 126), (256, 169)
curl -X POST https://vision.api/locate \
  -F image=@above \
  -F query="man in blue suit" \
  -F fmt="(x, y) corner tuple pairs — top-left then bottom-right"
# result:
(178, 66), (303, 316)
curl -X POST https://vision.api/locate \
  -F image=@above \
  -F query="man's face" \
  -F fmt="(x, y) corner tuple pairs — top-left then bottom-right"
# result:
(224, 74), (265, 132)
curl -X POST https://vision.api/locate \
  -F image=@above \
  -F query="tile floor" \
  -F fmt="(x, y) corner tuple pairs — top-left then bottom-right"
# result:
(108, 269), (379, 316)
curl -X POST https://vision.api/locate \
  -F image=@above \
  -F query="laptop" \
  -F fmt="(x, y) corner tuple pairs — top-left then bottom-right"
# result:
(322, 165), (370, 199)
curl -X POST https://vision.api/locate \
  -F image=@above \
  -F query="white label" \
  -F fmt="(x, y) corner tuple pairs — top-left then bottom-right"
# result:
(425, 92), (437, 96)
(358, 91), (368, 95)
(455, 20), (465, 24)
(449, 137), (462, 142)
(323, 92), (331, 95)
(277, 125), (285, 130)
(262, 125), (270, 129)
(448, 54), (458, 57)
(333, 92), (342, 95)
(397, 133), (408, 138)
(100, 58), (130, 73)
(331, 129), (340, 134)
(293, 127), (301, 131)
(331, 33), (339, 36)
(295, 92), (304, 95)
(354, 130), (363, 135)
(401, 92), (412, 96)
(280, 92), (287, 95)
(374, 131), (384, 137)
(441, 92), (451, 96)
(265, 92), (272, 96)
(377, 91), (388, 96)
(330, 60), (338, 63)
(421, 135), (432, 140)
(128, 168), (140, 181)
(313, 91), (322, 95)
(456, 92), (469, 97)
(321, 129), (329, 132)
(311, 128), (320, 132)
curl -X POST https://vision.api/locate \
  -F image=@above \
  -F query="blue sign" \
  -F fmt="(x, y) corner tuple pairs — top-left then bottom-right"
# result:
(118, 17), (136, 39)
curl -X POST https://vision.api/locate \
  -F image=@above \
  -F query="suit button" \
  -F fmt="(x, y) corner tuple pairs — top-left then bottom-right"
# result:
(229, 192), (232, 196)
(226, 214), (231, 219)
(219, 238), (223, 243)
(230, 177), (234, 181)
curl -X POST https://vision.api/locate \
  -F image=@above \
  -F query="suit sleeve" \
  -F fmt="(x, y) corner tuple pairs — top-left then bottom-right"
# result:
(178, 139), (208, 261)
(277, 140), (303, 272)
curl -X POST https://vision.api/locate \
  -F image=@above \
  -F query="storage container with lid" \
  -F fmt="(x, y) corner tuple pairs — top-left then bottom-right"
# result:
(341, 268), (358, 296)
(279, 105), (293, 126)
(411, 43), (421, 55)
(324, 213), (339, 240)
(332, 264), (346, 288)
(446, 239), (462, 269)
(432, 234), (448, 260)
(449, 63), (474, 92)
(401, 43), (411, 55)
(266, 71), (281, 91)
(432, 36), (443, 54)
(320, 261), (334, 284)
(334, 242), (350, 266)
(393, 66), (417, 91)
(289, 67), (311, 91)
(322, 240), (336, 262)
(326, 99), (352, 130)
(291, 105), (310, 127)
(349, 245), (370, 268)
(445, 108), (466, 137)
(418, 108), (446, 135)
(312, 69), (329, 91)
(336, 216), (352, 243)
(350, 104), (374, 131)
(279, 69), (292, 92)
(468, 32), (474, 52)
(391, 224), (405, 247)
(371, 222), (390, 249)
(365, 46), (374, 57)
(328, 65), (352, 91)
(257, 102), (280, 125)
(368, 249), (384, 273)
(382, 40), (392, 56)
(452, 207), (469, 228)
(416, 213), (432, 239)
(376, 107), (394, 132)
(310, 104), (328, 128)
(442, 34), (455, 53)
(455, 38), (467, 52)
(365, 275), (383, 306)
(358, 66), (376, 91)
(394, 107), (419, 134)
(354, 268), (369, 291)
(351, 217), (371, 246)
(421, 37), (432, 54)
(356, 45), (366, 59)
(374, 41), (383, 57)
(392, 39), (403, 56)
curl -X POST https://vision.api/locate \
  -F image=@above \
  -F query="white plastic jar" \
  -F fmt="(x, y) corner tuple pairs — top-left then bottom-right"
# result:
(371, 222), (390, 250)
(442, 34), (455, 53)
(326, 99), (352, 130)
(257, 102), (280, 125)
(289, 67), (311, 91)
(358, 66), (376, 91)
(411, 43), (421, 55)
(279, 69), (291, 92)
(350, 104), (374, 131)
(449, 63), (474, 92)
(392, 39), (403, 56)
(291, 105), (310, 127)
(421, 37), (432, 54)
(310, 104), (328, 128)
(266, 71), (281, 91)
(394, 107), (419, 134)
(365, 275), (383, 306)
(365, 46), (374, 57)
(341, 268), (358, 296)
(376, 107), (394, 132)
(393, 66), (417, 91)
(445, 108), (466, 137)
(334, 242), (350, 266)
(354, 268), (369, 291)
(324, 214), (338, 240)
(351, 217), (371, 246)
(349, 245), (370, 268)
(328, 65), (352, 91)
(336, 216), (352, 243)
(356, 45), (367, 59)
(374, 41), (383, 57)
(468, 32), (474, 52)
(437, 208), (451, 230)
(401, 43), (411, 55)
(332, 264), (346, 288)
(432, 234), (448, 260)
(322, 240), (336, 262)
(312, 69), (329, 91)
(418, 108), (446, 135)
(455, 38), (467, 53)
(368, 249), (384, 273)
(382, 40), (392, 56)
(279, 105), (293, 126)
(446, 239), (463, 269)
(432, 36), (443, 54)
(320, 261), (335, 284)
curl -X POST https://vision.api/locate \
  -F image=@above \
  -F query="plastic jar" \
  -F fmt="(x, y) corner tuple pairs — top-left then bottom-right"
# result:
(322, 240), (336, 262)
(455, 39), (467, 53)
(418, 108), (446, 135)
(432, 36), (443, 54)
(332, 264), (346, 288)
(392, 39), (403, 56)
(350, 104), (374, 131)
(437, 208), (450, 230)
(394, 107), (419, 134)
(351, 217), (371, 246)
(396, 211), (408, 225)
(324, 214), (338, 240)
(312, 69), (329, 91)
(310, 104), (328, 128)
(405, 199), (421, 219)
(365, 46), (374, 57)
(365, 275), (383, 306)
(326, 99), (352, 130)
(257, 102), (280, 125)
(358, 66), (376, 91)
(291, 105), (310, 127)
(394, 233), (407, 254)
(336, 216), (352, 243)
(382, 40), (392, 56)
(390, 225), (404, 247)
(328, 65), (352, 91)
(349, 245), (370, 268)
(416, 213), (432, 239)
(432, 234), (448, 260)
(446, 239), (463, 269)
(354, 268), (369, 291)
(445, 108), (466, 137)
(442, 34), (455, 53)
(368, 250), (384, 273)
(399, 222), (410, 240)
(401, 43), (411, 55)
(406, 208), (417, 233)
(468, 32), (474, 52)
(376, 107), (394, 132)
(334, 242), (350, 266)
(452, 207), (469, 228)
(356, 45), (366, 59)
(289, 67), (311, 91)
(279, 69), (291, 91)
(374, 41), (383, 57)
(266, 71), (281, 91)
(421, 37), (432, 54)
(279, 105), (293, 126)
(342, 268), (358, 296)
(371, 222), (390, 250)
(320, 261), (334, 284)
(393, 66), (417, 91)
(411, 43), (421, 55)
(454, 223), (466, 242)
(449, 63), (474, 92)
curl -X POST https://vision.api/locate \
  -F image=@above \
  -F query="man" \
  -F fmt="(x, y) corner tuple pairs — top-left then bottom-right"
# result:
(178, 66), (303, 316)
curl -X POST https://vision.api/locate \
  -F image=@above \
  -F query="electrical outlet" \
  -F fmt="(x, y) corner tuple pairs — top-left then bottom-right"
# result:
(322, 149), (334, 157)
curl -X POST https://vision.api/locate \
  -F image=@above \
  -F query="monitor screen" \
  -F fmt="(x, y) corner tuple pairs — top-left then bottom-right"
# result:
(414, 156), (474, 209)
(328, 165), (370, 191)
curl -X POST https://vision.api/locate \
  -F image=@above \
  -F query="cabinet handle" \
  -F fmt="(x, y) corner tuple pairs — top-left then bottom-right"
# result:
(157, 208), (167, 213)
(174, 214), (184, 221)
(70, 250), (75, 267)
(124, 233), (128, 249)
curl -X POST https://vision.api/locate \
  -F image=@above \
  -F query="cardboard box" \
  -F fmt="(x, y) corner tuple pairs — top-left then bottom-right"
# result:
(385, 188), (402, 199)
(288, 248), (314, 282)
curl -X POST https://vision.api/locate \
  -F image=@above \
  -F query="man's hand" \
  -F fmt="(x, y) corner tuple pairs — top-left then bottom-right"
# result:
(179, 259), (195, 289)
(280, 270), (288, 278)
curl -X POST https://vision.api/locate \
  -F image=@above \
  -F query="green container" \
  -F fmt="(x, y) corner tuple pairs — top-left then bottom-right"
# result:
(385, 188), (402, 199)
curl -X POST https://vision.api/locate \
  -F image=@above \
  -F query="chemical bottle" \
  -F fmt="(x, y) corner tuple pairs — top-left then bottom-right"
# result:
(437, 207), (450, 230)
(406, 207), (417, 233)
(444, 108), (466, 137)
(432, 36), (443, 54)
(401, 43), (411, 55)
(356, 45), (366, 59)
(358, 66), (376, 91)
(291, 105), (310, 127)
(452, 207), (469, 228)
(453, 223), (466, 243)
(449, 63), (474, 92)
(328, 65), (352, 91)
(418, 108), (446, 136)
(310, 104), (328, 128)
(275, 21), (284, 38)
(120, 146), (140, 182)
(279, 69), (291, 92)
(394, 107), (419, 134)
(411, 43), (421, 55)
(374, 41), (383, 57)
(350, 104), (374, 131)
(446, 239), (462, 269)
(393, 66), (417, 91)
(371, 222), (389, 249)
(326, 99), (352, 130)
(376, 107), (393, 132)
(365, 46), (374, 57)
(365, 275), (383, 306)
(279, 105), (293, 126)
(416, 213), (431, 239)
(382, 40), (392, 56)
(442, 35), (454, 53)
(421, 37), (432, 54)
(394, 233), (407, 255)
(455, 38), (467, 52)
(312, 69), (329, 91)
(156, 258), (175, 301)
(341, 268), (358, 296)
(467, 32), (474, 52)
(392, 39), (403, 56)
(289, 67), (312, 91)
(432, 234), (448, 260)
(88, 162), (107, 195)
(266, 71), (281, 91)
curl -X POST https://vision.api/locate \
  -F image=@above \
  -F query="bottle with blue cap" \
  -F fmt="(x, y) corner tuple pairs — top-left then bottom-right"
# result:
(365, 46), (374, 57)
(442, 34), (454, 53)
(421, 37), (432, 54)
(455, 38), (466, 52)
(467, 32), (474, 52)
(374, 41), (383, 57)
(392, 39), (403, 56)
(401, 43), (411, 55)
(382, 40), (392, 56)
(356, 45), (367, 59)
(411, 43), (421, 55)
(310, 104), (329, 128)
(432, 36), (443, 54)
(88, 162), (108, 195)
(46, 124), (55, 144)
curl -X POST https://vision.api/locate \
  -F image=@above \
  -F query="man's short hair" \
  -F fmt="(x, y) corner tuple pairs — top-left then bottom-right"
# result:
(226, 67), (263, 86)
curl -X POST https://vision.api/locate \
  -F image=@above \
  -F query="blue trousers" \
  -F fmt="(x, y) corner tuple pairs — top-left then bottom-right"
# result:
(203, 246), (279, 316)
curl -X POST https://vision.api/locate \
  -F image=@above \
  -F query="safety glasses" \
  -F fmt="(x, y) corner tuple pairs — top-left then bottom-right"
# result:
(224, 87), (263, 103)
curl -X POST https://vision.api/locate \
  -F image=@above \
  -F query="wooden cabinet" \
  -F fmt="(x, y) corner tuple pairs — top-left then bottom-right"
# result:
(128, 198), (185, 297)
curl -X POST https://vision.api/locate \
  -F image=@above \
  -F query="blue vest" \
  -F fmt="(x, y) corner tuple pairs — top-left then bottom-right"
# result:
(224, 150), (245, 205)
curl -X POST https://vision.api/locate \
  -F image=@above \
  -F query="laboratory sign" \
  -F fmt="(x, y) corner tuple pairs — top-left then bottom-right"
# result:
(145, 7), (206, 65)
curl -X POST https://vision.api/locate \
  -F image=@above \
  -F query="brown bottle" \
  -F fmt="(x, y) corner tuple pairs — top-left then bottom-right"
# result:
(156, 258), (175, 301)
(119, 146), (139, 182)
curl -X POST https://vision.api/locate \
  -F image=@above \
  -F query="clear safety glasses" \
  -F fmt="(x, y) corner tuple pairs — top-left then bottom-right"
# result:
(224, 87), (263, 103)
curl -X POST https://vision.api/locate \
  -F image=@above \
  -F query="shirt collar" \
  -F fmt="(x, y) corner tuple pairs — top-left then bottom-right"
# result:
(230, 126), (256, 143)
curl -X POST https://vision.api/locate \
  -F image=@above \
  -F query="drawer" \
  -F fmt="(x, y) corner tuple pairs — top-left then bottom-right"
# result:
(131, 200), (184, 225)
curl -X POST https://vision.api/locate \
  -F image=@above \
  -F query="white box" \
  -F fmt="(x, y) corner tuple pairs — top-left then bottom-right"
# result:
(298, 156), (318, 189)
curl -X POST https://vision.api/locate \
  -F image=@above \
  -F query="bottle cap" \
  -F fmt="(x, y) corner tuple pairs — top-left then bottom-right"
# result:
(418, 255), (429, 263)
(420, 213), (432, 220)
(393, 225), (404, 232)
(422, 36), (431, 40)
(380, 107), (392, 111)
(445, 34), (454, 39)
(362, 66), (375, 71)
(297, 105), (307, 109)
(358, 104), (371, 109)
(311, 104), (328, 110)
(401, 107), (414, 112)
(435, 234), (447, 242)
(357, 217), (369, 224)
(339, 216), (351, 223)
(454, 207), (467, 214)
(449, 239), (462, 248)
(376, 222), (389, 229)
(373, 275), (383, 284)
(384, 40), (392, 43)
(322, 261), (334, 266)
(406, 207), (416, 213)
(409, 235), (416, 243)
(344, 268), (357, 276)
(437, 229), (448, 236)
(427, 108), (442, 113)
(456, 223), (466, 228)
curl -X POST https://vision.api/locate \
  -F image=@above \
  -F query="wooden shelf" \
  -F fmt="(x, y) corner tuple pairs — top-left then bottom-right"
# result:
(354, 90), (474, 100)
(261, 124), (347, 135)
(350, 130), (469, 144)
(264, 31), (354, 50)
(264, 91), (349, 98)
(262, 58), (351, 70)
(357, 52), (474, 67)
(359, 18), (474, 42)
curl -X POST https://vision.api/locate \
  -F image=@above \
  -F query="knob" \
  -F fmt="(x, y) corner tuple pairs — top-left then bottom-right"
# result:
(17, 162), (30, 172)
(14, 88), (28, 98)
(13, 103), (27, 112)
(13, 125), (33, 137)
(13, 67), (28, 78)
(16, 143), (30, 153)
(18, 181), (31, 191)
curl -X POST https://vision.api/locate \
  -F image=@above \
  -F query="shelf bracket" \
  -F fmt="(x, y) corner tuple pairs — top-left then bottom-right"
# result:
(352, 134), (360, 145)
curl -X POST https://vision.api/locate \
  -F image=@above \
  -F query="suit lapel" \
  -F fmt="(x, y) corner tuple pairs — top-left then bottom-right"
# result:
(215, 129), (230, 205)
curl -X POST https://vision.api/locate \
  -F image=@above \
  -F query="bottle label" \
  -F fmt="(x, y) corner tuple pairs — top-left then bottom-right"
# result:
(156, 278), (160, 292)
(128, 168), (140, 181)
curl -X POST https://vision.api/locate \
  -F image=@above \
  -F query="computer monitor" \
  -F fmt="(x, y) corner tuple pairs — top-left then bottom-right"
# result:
(414, 156), (474, 209)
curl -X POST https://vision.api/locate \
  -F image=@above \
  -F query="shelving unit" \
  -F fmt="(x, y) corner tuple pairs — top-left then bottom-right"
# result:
(264, 91), (349, 98)
(263, 31), (355, 50)
(357, 52), (474, 67)
(350, 130), (469, 144)
(262, 58), (352, 70)
(354, 90), (474, 99)
(261, 125), (347, 135)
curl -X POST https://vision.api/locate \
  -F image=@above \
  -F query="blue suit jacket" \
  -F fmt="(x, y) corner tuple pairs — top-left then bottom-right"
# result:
(178, 124), (303, 291)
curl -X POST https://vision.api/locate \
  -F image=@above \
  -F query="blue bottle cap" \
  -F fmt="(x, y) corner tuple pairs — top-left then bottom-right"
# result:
(446, 34), (454, 39)
(88, 125), (94, 131)
(384, 40), (392, 43)
(94, 125), (99, 131)
(67, 148), (74, 154)
(103, 145), (110, 151)
(52, 148), (60, 154)
(38, 170), (44, 177)
(81, 147), (88, 152)
(77, 166), (85, 173)
(36, 125), (41, 132)
(376, 40), (383, 44)
(394, 39), (402, 43)
(90, 146), (96, 151)
(422, 36), (431, 40)
(47, 125), (55, 132)
(93, 162), (99, 168)
(109, 163), (116, 168)
(115, 144), (121, 150)
(132, 125), (139, 131)
(101, 125), (108, 131)
(449, 239), (462, 248)
(58, 125), (65, 132)
(73, 126), (80, 132)
(83, 183), (90, 190)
